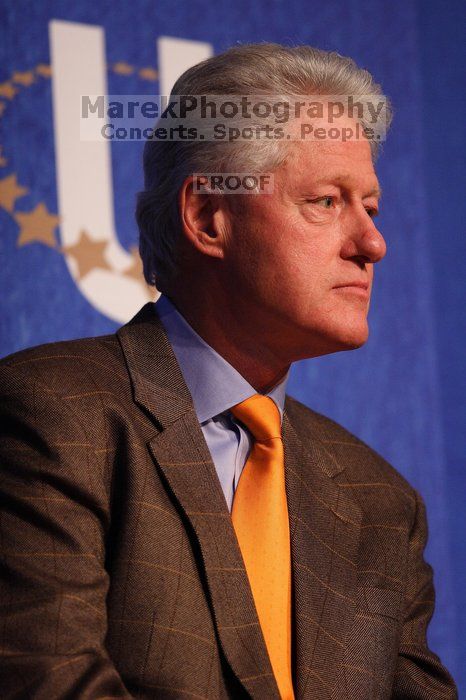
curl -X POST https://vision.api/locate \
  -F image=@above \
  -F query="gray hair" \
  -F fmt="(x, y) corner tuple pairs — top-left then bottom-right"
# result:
(136, 43), (391, 291)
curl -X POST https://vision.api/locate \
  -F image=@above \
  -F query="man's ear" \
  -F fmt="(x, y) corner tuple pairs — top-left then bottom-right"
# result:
(178, 175), (230, 259)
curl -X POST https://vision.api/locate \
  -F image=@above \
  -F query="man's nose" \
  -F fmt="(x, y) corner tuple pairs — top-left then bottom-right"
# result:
(342, 206), (387, 264)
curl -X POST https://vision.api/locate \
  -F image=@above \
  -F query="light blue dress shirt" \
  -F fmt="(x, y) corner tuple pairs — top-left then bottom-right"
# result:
(155, 294), (290, 511)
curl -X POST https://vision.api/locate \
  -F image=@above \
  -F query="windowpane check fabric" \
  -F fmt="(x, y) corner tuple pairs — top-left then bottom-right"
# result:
(0, 302), (458, 698)
(231, 394), (294, 700)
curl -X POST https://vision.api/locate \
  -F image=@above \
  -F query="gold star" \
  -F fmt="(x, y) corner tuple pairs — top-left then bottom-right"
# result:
(0, 174), (28, 212)
(112, 62), (134, 76)
(62, 230), (112, 279)
(36, 64), (52, 78)
(0, 82), (18, 100)
(139, 67), (158, 81)
(12, 71), (35, 87)
(15, 202), (59, 247)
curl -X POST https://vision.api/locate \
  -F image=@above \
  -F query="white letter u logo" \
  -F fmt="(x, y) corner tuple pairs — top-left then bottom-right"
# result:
(49, 19), (212, 322)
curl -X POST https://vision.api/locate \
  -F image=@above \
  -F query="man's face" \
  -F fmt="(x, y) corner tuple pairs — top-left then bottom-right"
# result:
(221, 121), (386, 361)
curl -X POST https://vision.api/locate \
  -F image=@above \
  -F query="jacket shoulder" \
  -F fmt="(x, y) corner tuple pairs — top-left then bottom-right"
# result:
(285, 394), (416, 499)
(0, 334), (128, 395)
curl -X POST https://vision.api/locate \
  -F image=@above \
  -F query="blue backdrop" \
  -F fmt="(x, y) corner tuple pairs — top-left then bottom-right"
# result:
(1, 0), (464, 693)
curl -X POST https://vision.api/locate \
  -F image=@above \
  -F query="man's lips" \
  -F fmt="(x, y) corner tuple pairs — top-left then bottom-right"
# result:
(332, 281), (370, 297)
(333, 281), (369, 290)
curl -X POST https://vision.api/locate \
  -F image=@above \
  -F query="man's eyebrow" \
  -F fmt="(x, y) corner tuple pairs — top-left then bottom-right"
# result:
(365, 186), (382, 199)
(311, 174), (382, 199)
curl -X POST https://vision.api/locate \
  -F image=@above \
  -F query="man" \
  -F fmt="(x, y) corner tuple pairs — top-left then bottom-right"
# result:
(0, 43), (457, 698)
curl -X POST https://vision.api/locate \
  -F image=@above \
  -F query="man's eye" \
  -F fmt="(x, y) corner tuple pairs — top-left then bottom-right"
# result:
(311, 196), (334, 208)
(366, 207), (379, 219)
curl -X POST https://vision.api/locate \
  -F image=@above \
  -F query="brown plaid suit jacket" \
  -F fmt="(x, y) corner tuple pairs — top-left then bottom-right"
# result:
(0, 303), (457, 699)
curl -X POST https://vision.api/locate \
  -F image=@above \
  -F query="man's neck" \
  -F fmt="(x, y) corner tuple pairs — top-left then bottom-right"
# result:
(164, 292), (291, 394)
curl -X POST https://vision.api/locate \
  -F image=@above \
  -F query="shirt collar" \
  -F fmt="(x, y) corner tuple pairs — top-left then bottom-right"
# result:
(155, 294), (290, 424)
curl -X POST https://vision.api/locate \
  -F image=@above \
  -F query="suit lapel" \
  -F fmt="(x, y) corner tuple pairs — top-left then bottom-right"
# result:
(118, 303), (362, 699)
(283, 405), (362, 699)
(117, 304), (280, 699)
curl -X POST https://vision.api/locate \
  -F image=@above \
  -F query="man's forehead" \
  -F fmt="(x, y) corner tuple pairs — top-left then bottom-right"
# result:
(281, 162), (381, 195)
(282, 141), (380, 195)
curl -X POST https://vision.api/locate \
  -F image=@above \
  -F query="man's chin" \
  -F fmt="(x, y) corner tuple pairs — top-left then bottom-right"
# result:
(336, 325), (369, 351)
(294, 329), (368, 361)
(320, 321), (370, 354)
(288, 316), (370, 359)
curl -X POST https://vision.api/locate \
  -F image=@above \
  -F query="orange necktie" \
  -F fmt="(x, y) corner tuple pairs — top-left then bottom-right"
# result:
(230, 394), (294, 700)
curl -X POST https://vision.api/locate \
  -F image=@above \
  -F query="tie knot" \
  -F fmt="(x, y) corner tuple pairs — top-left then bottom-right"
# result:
(230, 394), (282, 442)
